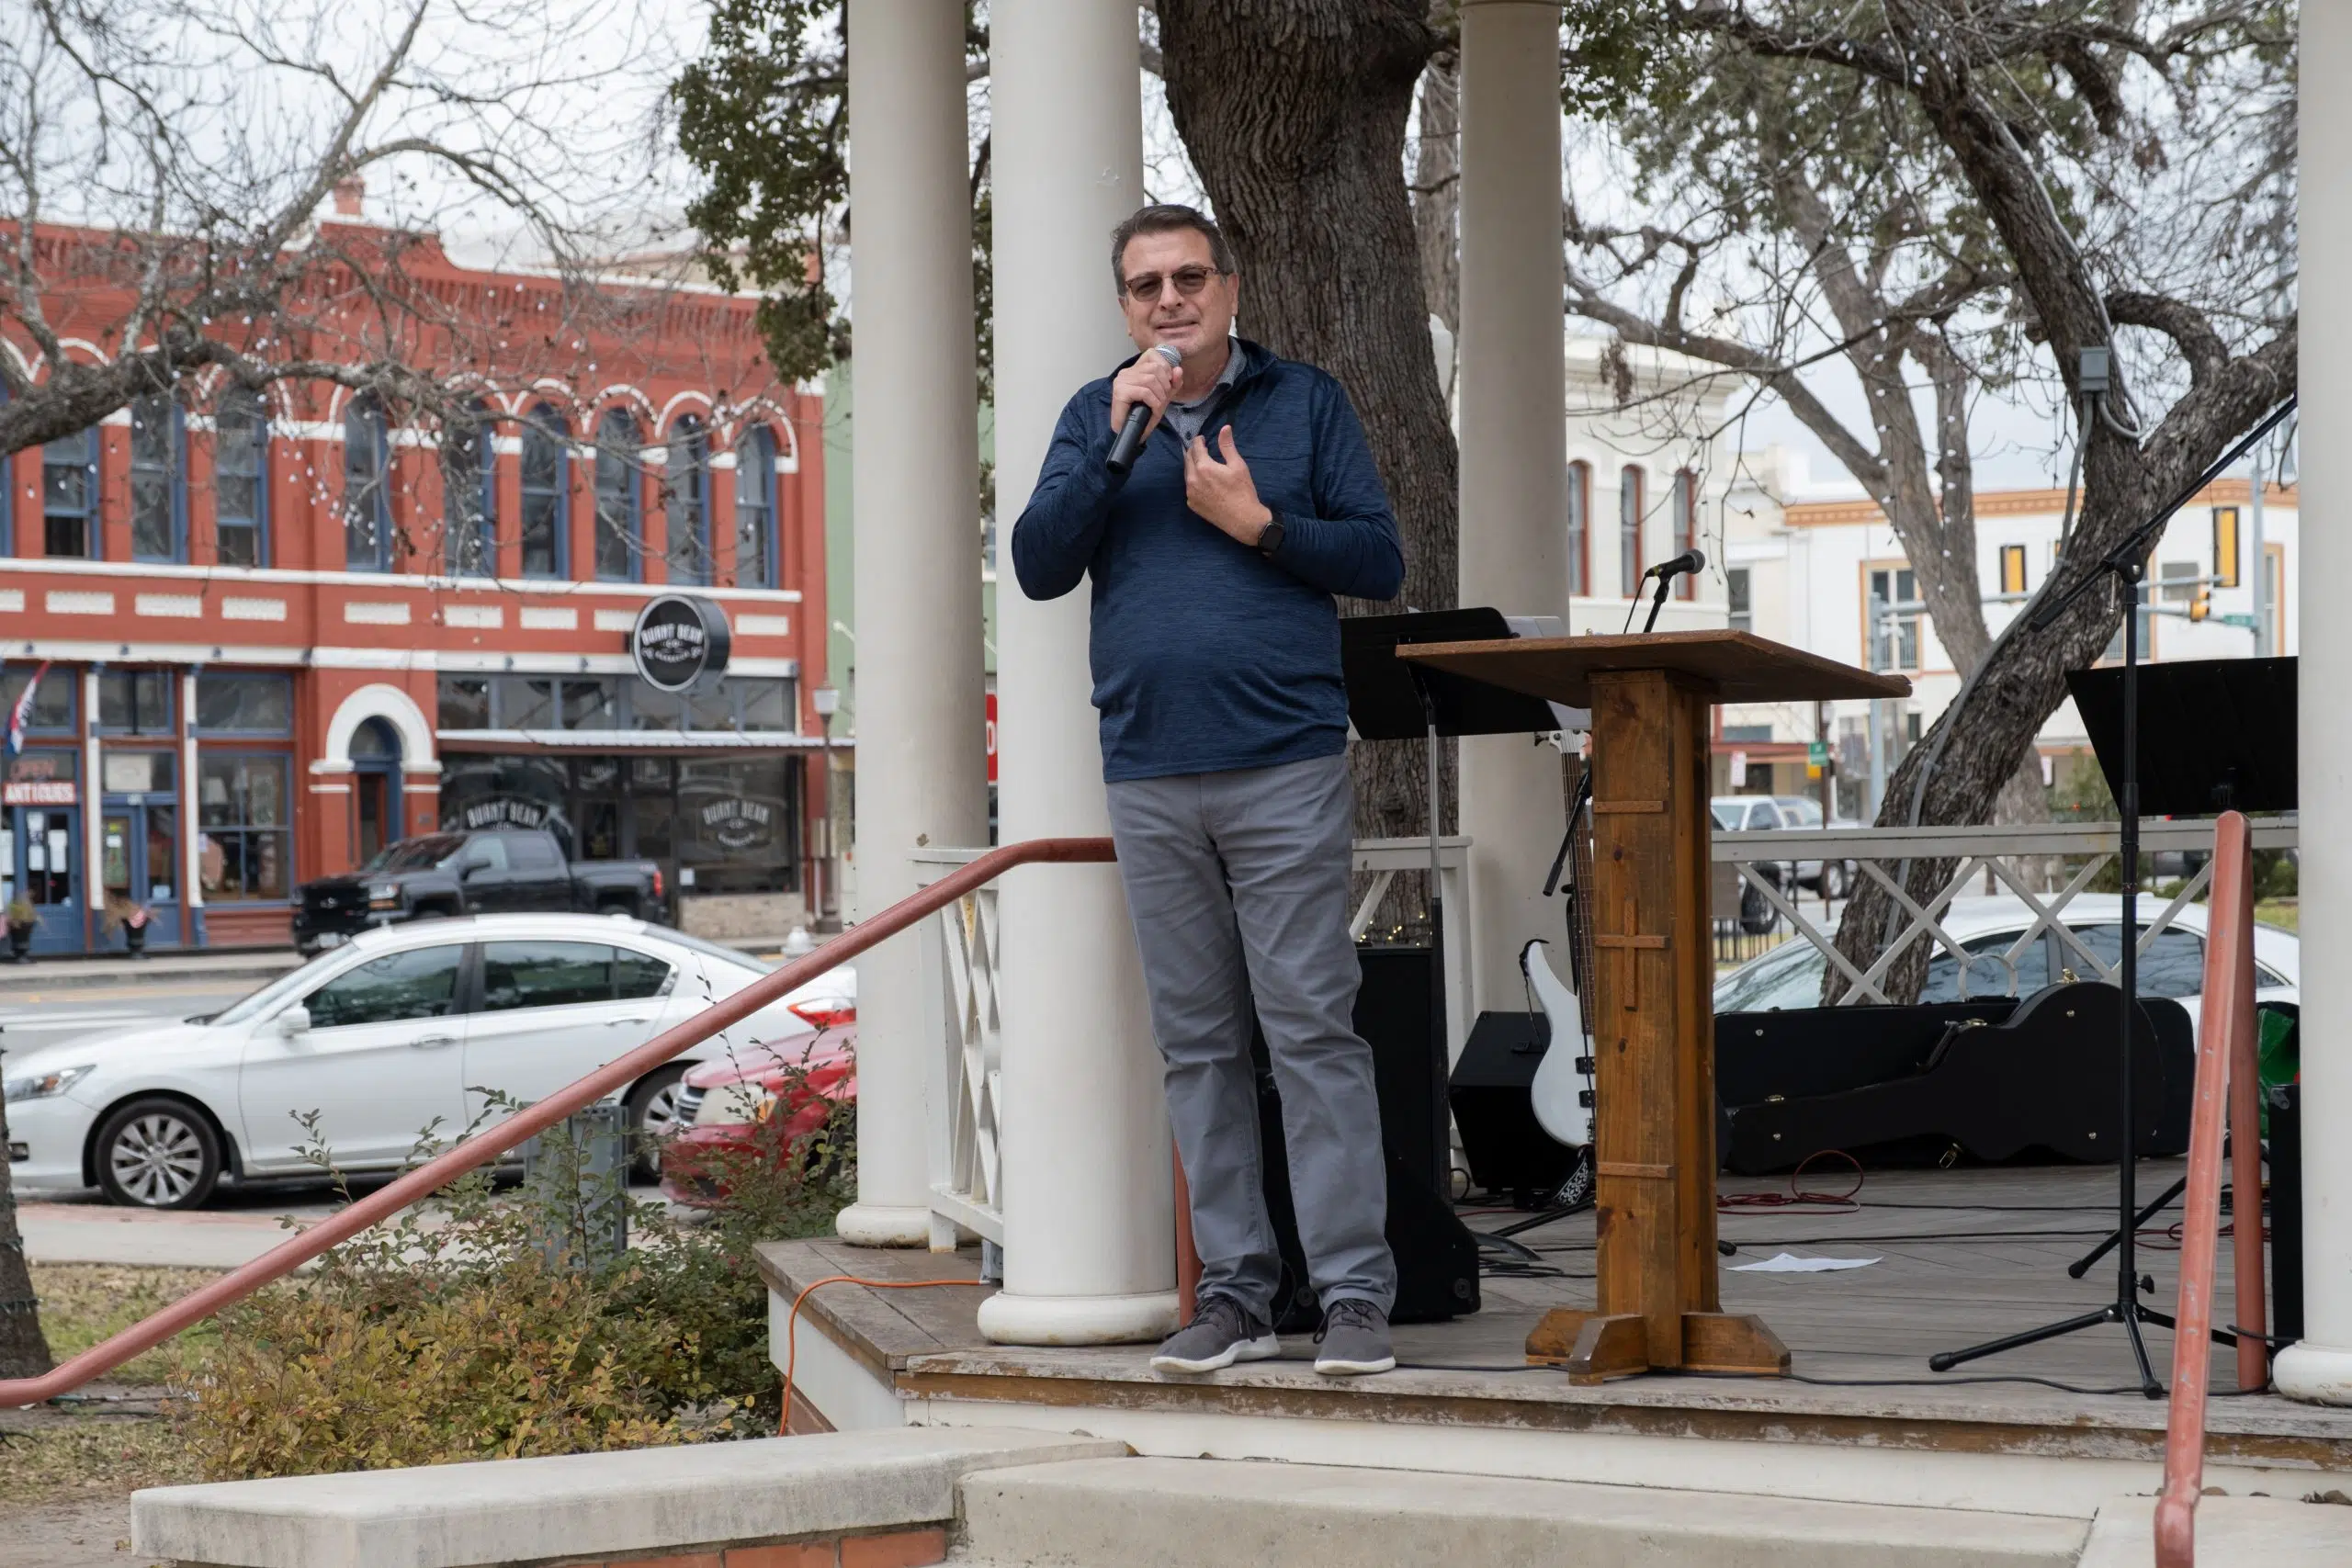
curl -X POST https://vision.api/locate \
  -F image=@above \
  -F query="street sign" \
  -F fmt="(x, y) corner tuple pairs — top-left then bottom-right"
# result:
(2218, 613), (2258, 630)
(1807, 740), (1829, 767)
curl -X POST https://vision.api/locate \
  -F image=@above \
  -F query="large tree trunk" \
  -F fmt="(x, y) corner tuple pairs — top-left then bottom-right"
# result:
(1824, 51), (2296, 1003)
(1159, 0), (1457, 931)
(0, 1095), (52, 1378)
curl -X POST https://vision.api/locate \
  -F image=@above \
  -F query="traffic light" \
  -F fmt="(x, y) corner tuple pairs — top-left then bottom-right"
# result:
(2189, 582), (2211, 623)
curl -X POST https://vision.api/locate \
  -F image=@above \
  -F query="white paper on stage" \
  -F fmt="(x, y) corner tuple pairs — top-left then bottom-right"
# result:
(1729, 1252), (1881, 1273)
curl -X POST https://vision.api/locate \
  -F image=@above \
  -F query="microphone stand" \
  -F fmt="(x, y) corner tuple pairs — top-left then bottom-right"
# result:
(1928, 394), (2294, 1395)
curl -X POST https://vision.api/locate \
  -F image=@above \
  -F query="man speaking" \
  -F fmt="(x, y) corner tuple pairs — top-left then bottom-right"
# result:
(1012, 203), (1404, 1377)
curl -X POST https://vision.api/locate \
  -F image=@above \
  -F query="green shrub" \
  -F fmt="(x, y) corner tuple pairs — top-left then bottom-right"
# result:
(177, 1067), (855, 1481)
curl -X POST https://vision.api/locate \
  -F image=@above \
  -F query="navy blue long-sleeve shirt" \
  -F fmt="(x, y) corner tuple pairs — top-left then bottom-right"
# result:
(1011, 338), (1405, 783)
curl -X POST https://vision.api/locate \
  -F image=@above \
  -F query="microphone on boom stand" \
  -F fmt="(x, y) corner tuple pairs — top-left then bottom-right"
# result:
(1105, 344), (1184, 477)
(1623, 549), (1707, 636)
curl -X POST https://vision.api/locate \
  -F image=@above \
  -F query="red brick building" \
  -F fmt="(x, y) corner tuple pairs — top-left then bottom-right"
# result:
(2, 212), (830, 955)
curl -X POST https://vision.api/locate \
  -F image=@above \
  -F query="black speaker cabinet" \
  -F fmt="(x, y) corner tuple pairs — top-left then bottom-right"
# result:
(1448, 1010), (1577, 1199)
(1248, 943), (1479, 1333)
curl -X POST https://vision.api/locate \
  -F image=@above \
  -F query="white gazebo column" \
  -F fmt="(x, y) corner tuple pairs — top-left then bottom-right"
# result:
(2275, 1), (2352, 1404)
(977, 0), (1176, 1345)
(1453, 0), (1569, 1013)
(834, 0), (989, 1247)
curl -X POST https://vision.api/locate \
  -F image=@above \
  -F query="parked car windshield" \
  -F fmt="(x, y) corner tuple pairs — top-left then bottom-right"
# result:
(210, 951), (347, 1026)
(361, 834), (469, 874)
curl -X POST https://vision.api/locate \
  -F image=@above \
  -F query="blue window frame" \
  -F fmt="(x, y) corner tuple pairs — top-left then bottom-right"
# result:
(664, 413), (711, 586)
(344, 396), (393, 571)
(734, 425), (777, 590)
(214, 389), (270, 568)
(130, 394), (187, 562)
(520, 403), (569, 579)
(594, 409), (641, 581)
(43, 425), (96, 558)
(444, 400), (496, 577)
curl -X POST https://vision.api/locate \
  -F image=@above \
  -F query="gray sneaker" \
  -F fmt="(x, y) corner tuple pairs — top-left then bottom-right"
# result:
(1313, 1297), (1396, 1376)
(1151, 1293), (1280, 1374)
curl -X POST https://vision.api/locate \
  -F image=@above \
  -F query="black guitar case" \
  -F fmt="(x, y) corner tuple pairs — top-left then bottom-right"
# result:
(1719, 983), (2193, 1174)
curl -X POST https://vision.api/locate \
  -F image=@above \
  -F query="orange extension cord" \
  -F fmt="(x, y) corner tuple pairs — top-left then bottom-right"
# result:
(778, 1275), (989, 1435)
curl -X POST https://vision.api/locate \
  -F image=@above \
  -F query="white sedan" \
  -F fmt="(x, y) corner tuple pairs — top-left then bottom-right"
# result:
(1713, 893), (2298, 1024)
(3, 913), (854, 1209)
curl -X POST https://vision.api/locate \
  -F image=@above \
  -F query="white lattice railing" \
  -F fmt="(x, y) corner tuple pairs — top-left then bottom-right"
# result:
(910, 836), (1472, 1252)
(1711, 816), (2299, 1005)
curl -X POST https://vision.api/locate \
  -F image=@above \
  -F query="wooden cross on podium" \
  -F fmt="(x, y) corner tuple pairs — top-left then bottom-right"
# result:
(1399, 632), (1909, 1384)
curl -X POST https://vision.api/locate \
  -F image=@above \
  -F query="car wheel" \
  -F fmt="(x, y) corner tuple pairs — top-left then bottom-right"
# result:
(625, 1066), (691, 1181)
(1738, 882), (1774, 936)
(95, 1098), (222, 1210)
(1822, 862), (1849, 901)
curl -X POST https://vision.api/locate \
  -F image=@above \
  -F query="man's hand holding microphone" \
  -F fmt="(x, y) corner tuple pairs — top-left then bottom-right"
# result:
(1106, 343), (1182, 475)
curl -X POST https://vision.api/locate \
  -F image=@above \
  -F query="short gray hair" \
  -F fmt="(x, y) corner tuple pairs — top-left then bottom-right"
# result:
(1110, 204), (1236, 292)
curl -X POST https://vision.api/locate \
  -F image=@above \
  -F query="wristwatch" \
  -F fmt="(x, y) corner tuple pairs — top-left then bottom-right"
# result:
(1255, 515), (1285, 558)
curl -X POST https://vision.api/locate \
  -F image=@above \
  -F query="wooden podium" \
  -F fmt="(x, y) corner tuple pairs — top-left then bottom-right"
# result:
(1398, 631), (1910, 1383)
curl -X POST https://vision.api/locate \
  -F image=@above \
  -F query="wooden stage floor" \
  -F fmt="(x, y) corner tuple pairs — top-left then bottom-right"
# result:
(758, 1160), (2352, 1470)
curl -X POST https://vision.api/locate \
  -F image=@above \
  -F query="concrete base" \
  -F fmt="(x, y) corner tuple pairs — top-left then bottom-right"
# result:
(2276, 1340), (2352, 1405)
(836, 1201), (934, 1247)
(2076, 1494), (2352, 1566)
(130, 1426), (1123, 1568)
(976, 1288), (1179, 1347)
(956, 1456), (2090, 1568)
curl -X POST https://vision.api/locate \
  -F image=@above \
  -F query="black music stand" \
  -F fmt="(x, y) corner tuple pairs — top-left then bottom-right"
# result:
(1929, 392), (2293, 1397)
(1340, 611), (1564, 1195)
(2056, 657), (2296, 1280)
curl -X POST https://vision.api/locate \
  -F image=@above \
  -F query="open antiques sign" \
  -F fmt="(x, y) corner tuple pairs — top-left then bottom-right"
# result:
(630, 594), (733, 693)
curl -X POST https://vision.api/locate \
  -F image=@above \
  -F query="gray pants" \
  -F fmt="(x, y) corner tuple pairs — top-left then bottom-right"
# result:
(1105, 751), (1396, 1321)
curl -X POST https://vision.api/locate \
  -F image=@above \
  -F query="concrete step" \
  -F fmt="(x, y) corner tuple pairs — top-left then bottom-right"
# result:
(2078, 1493), (2352, 1566)
(954, 1456), (2090, 1568)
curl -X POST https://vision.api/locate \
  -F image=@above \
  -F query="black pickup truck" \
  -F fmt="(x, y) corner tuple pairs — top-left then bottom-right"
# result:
(293, 829), (667, 952)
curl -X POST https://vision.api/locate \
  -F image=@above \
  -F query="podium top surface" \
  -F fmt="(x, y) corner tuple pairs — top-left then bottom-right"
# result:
(1397, 630), (1911, 706)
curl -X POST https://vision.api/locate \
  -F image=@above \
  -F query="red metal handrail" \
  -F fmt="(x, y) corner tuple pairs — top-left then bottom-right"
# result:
(0, 836), (1116, 1408)
(2155, 810), (2263, 1567)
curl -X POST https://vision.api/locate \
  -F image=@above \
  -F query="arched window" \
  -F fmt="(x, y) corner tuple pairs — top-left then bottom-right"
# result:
(1618, 465), (1645, 598)
(443, 400), (496, 577)
(1673, 468), (1699, 601)
(130, 393), (186, 562)
(594, 409), (641, 581)
(1566, 460), (1590, 598)
(215, 389), (270, 568)
(520, 403), (570, 579)
(664, 413), (711, 585)
(344, 395), (392, 571)
(43, 424), (97, 558)
(735, 426), (777, 590)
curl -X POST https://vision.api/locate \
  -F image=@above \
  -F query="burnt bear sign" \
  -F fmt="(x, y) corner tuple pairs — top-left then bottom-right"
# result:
(630, 594), (732, 693)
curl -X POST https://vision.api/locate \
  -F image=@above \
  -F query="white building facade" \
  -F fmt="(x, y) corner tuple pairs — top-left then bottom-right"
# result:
(1717, 446), (2298, 814)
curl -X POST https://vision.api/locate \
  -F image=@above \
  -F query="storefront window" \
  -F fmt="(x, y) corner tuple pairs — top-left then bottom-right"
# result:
(629, 683), (685, 731)
(492, 676), (556, 729)
(678, 756), (799, 893)
(562, 679), (616, 729)
(437, 676), (491, 729)
(196, 672), (292, 734)
(736, 679), (793, 730)
(1, 666), (76, 731)
(438, 756), (575, 844)
(198, 753), (290, 900)
(99, 671), (178, 734)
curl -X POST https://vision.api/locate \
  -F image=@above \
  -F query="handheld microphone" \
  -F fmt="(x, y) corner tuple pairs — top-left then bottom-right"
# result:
(1645, 548), (1706, 582)
(1105, 344), (1183, 477)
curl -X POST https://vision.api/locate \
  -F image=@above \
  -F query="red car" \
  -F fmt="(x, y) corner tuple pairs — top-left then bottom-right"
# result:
(659, 1014), (855, 1206)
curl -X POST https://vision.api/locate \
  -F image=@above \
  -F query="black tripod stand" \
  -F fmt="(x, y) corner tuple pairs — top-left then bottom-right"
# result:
(1928, 396), (2295, 1396)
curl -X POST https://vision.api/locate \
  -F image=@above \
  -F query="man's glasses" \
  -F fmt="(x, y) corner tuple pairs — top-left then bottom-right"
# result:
(1121, 265), (1222, 304)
